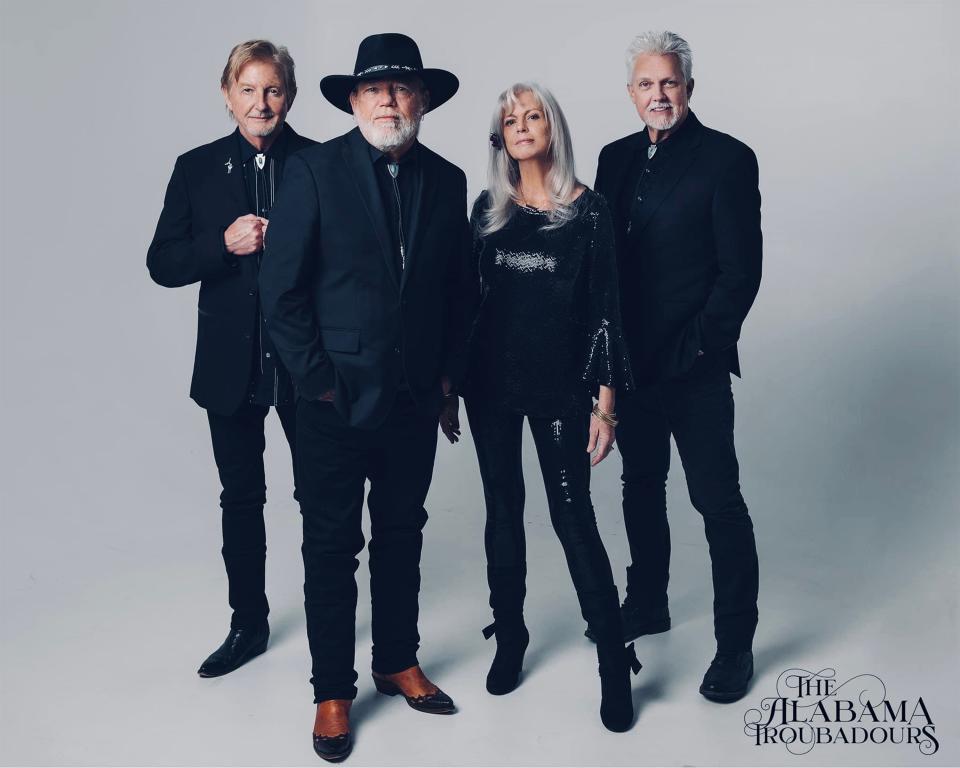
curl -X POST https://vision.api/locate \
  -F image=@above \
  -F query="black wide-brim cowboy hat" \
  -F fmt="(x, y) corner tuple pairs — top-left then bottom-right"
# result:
(320, 33), (459, 114)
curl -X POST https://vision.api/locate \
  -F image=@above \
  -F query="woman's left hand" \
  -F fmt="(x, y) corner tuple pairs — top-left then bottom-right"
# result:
(587, 414), (615, 466)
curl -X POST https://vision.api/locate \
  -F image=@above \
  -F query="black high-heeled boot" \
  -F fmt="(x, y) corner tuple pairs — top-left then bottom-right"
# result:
(482, 621), (529, 695)
(484, 565), (528, 695)
(597, 641), (642, 732)
(582, 586), (642, 731)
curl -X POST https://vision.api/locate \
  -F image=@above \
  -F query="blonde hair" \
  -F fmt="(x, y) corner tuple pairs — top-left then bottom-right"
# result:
(220, 40), (297, 106)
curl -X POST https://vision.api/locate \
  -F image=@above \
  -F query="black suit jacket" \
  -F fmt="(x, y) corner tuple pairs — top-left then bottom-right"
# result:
(258, 127), (471, 430)
(147, 125), (317, 415)
(595, 112), (762, 384)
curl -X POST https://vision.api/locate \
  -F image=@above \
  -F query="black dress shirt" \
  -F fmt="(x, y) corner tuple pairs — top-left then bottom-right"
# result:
(619, 113), (696, 239)
(236, 128), (295, 407)
(368, 141), (422, 389)
(369, 142), (422, 275)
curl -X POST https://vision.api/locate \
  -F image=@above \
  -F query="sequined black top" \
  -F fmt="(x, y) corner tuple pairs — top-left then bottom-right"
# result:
(466, 188), (633, 417)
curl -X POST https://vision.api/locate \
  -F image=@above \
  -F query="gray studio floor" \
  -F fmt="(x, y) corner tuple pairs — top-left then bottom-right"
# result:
(2, 392), (958, 767)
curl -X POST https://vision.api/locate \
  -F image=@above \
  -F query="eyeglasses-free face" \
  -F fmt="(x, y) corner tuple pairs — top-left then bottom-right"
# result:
(627, 52), (694, 136)
(222, 60), (289, 145)
(501, 90), (550, 162)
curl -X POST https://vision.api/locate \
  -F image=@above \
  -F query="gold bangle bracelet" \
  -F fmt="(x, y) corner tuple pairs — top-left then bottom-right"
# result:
(592, 403), (619, 427)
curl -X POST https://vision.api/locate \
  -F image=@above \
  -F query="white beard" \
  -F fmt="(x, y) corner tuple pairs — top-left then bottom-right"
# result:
(644, 103), (684, 131)
(356, 111), (422, 152)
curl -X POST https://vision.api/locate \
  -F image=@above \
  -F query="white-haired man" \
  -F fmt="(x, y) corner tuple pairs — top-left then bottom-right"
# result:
(260, 33), (470, 761)
(588, 30), (762, 703)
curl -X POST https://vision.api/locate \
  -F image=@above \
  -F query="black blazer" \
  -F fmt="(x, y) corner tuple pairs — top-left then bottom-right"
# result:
(147, 125), (317, 415)
(595, 112), (762, 383)
(258, 127), (471, 430)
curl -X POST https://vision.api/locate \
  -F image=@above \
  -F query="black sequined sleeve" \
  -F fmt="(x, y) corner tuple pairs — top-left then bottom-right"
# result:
(467, 190), (488, 310)
(469, 192), (488, 273)
(583, 195), (634, 391)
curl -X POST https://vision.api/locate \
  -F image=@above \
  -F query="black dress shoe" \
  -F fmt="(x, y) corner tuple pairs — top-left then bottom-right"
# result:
(313, 731), (352, 763)
(372, 675), (456, 714)
(699, 650), (754, 703)
(585, 603), (670, 643)
(197, 623), (269, 678)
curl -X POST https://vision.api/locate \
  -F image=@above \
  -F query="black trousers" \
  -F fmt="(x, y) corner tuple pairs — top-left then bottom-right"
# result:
(297, 393), (439, 703)
(617, 355), (759, 651)
(206, 401), (297, 631)
(465, 397), (623, 645)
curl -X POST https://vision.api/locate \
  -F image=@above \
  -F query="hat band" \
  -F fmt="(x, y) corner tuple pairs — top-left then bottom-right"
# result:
(354, 64), (421, 77)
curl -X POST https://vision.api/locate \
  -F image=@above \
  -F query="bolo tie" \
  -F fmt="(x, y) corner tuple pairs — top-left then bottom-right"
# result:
(627, 143), (659, 235)
(387, 162), (405, 270)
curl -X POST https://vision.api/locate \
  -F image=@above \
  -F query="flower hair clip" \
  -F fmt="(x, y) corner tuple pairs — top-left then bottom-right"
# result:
(489, 132), (503, 150)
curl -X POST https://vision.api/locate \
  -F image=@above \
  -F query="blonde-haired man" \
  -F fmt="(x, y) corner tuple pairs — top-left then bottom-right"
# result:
(148, 40), (317, 678)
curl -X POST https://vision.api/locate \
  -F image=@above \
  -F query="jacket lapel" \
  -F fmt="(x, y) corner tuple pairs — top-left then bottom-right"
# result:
(631, 114), (703, 235)
(221, 129), (249, 215)
(342, 128), (400, 290)
(401, 145), (435, 293)
(606, 133), (644, 207)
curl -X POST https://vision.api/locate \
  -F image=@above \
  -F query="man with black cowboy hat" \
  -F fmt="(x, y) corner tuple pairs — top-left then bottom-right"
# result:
(259, 33), (470, 762)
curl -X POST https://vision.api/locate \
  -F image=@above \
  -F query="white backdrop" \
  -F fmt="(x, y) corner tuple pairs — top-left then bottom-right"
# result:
(1, 1), (957, 765)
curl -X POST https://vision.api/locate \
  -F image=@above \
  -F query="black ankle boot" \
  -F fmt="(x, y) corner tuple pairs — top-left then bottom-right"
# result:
(579, 586), (640, 731)
(597, 642), (642, 732)
(482, 622), (530, 695)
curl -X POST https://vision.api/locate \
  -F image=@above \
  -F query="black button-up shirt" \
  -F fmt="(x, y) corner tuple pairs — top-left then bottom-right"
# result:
(369, 141), (422, 276)
(237, 128), (295, 407)
(367, 140), (422, 389)
(620, 113), (695, 236)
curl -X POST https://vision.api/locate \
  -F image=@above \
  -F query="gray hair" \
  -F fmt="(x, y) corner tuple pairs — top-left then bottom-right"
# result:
(625, 31), (693, 83)
(480, 82), (579, 236)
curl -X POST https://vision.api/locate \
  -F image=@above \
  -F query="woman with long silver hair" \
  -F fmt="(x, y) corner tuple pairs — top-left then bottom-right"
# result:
(462, 82), (639, 731)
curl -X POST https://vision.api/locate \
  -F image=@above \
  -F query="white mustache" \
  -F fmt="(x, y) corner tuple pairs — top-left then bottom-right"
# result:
(648, 102), (673, 110)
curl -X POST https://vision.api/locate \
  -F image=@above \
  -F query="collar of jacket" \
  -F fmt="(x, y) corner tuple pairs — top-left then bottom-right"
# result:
(638, 109), (702, 151)
(234, 122), (292, 164)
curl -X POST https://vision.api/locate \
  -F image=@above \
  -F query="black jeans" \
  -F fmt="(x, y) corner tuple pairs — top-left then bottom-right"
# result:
(206, 401), (297, 630)
(297, 393), (438, 703)
(617, 355), (759, 651)
(465, 397), (623, 645)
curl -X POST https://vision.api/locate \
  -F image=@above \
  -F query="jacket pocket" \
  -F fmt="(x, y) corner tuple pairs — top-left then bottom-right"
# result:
(320, 327), (360, 353)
